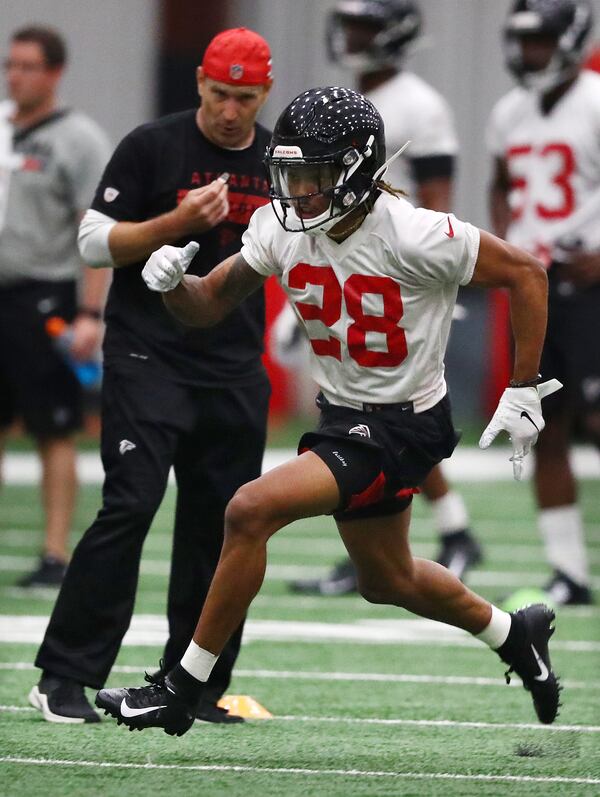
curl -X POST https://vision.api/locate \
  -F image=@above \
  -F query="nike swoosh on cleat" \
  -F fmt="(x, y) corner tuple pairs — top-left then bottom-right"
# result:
(531, 644), (550, 681)
(520, 410), (539, 432)
(120, 698), (167, 717)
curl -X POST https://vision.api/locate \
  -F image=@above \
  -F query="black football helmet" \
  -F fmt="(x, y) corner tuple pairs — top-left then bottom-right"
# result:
(326, 0), (422, 72)
(265, 86), (385, 233)
(504, 0), (593, 92)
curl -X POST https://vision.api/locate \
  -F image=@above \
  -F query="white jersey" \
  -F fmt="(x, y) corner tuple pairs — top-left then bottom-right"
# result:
(487, 70), (600, 263)
(367, 71), (458, 199)
(241, 193), (479, 412)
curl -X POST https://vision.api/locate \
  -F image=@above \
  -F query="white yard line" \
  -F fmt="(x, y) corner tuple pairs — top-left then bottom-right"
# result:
(276, 715), (600, 733)
(3, 446), (599, 484)
(0, 756), (598, 785)
(2, 661), (599, 690)
(5, 531), (600, 566)
(10, 519), (599, 540)
(1, 554), (599, 589)
(4, 586), (599, 619)
(1, 706), (597, 734)
(1, 614), (599, 651)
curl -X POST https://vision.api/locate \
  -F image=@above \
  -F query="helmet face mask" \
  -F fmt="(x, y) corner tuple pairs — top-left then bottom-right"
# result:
(326, 0), (422, 72)
(268, 159), (342, 224)
(503, 0), (593, 92)
(265, 87), (385, 233)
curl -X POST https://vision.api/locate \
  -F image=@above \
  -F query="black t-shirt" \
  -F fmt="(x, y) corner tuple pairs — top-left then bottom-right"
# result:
(92, 109), (271, 386)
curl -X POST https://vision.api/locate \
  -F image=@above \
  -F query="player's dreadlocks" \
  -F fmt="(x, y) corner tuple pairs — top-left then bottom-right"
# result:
(376, 179), (408, 198)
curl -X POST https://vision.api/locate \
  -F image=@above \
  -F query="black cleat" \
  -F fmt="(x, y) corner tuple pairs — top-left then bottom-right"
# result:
(17, 555), (66, 587)
(95, 677), (195, 736)
(497, 604), (561, 724)
(436, 529), (482, 582)
(196, 699), (244, 724)
(29, 673), (100, 723)
(145, 662), (243, 724)
(544, 570), (592, 606)
(290, 558), (358, 595)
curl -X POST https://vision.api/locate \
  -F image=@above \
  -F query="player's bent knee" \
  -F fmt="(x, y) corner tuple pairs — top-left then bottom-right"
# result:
(224, 484), (277, 542)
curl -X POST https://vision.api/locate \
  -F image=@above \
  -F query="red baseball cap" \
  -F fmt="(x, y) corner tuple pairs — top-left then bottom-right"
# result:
(202, 27), (273, 86)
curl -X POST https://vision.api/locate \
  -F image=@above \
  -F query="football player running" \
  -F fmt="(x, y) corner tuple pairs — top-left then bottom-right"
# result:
(288, 0), (483, 597)
(97, 87), (561, 736)
(488, 0), (599, 606)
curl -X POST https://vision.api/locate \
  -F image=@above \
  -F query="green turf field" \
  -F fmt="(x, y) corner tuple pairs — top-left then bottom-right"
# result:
(1, 474), (599, 795)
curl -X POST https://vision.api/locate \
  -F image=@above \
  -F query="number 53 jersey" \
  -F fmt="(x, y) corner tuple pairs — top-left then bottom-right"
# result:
(487, 70), (600, 262)
(241, 192), (479, 412)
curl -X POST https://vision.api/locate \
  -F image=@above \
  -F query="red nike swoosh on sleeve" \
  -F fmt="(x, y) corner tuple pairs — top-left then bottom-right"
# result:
(445, 217), (454, 238)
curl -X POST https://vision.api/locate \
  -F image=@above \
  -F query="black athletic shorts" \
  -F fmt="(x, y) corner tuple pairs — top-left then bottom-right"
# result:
(0, 279), (82, 437)
(541, 277), (600, 418)
(298, 392), (459, 522)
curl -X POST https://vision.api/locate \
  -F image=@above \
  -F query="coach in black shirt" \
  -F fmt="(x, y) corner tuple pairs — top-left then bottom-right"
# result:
(31, 28), (274, 724)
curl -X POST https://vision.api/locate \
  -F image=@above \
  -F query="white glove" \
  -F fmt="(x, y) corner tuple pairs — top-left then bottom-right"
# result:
(142, 241), (199, 292)
(479, 379), (562, 480)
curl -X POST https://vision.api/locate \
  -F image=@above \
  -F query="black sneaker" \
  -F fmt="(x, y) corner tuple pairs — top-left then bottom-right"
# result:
(544, 570), (592, 606)
(290, 558), (358, 595)
(95, 676), (195, 737)
(436, 529), (483, 581)
(196, 699), (244, 724)
(496, 604), (561, 724)
(29, 673), (100, 723)
(17, 555), (66, 587)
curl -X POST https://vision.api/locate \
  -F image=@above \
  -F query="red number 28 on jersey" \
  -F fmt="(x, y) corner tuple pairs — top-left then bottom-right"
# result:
(288, 263), (408, 368)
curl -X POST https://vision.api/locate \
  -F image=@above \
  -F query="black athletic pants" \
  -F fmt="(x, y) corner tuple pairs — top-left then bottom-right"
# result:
(35, 357), (270, 699)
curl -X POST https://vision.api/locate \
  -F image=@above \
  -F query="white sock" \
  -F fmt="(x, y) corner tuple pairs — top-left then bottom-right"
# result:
(180, 641), (218, 682)
(432, 491), (470, 536)
(538, 504), (590, 586)
(475, 604), (512, 649)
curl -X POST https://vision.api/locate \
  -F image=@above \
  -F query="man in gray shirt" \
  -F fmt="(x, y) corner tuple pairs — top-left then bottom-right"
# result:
(0, 26), (111, 586)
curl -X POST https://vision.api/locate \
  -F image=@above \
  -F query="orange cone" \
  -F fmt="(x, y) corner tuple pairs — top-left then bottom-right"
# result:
(217, 695), (273, 719)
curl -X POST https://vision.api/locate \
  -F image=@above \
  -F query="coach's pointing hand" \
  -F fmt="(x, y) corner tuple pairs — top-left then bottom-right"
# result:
(142, 241), (200, 292)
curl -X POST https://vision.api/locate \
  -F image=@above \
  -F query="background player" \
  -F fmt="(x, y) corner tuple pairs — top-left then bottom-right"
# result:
(488, 0), (599, 605)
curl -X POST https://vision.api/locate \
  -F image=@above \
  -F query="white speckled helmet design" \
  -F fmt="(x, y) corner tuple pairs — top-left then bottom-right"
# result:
(265, 86), (386, 233)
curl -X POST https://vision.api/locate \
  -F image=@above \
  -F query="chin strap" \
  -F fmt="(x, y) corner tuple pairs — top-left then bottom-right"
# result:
(326, 187), (379, 243)
(327, 141), (412, 243)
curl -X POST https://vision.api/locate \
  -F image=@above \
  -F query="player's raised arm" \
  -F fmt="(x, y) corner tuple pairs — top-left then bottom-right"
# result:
(141, 243), (266, 327)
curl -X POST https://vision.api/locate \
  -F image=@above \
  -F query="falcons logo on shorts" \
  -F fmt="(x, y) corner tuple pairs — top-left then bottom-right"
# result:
(348, 424), (370, 438)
